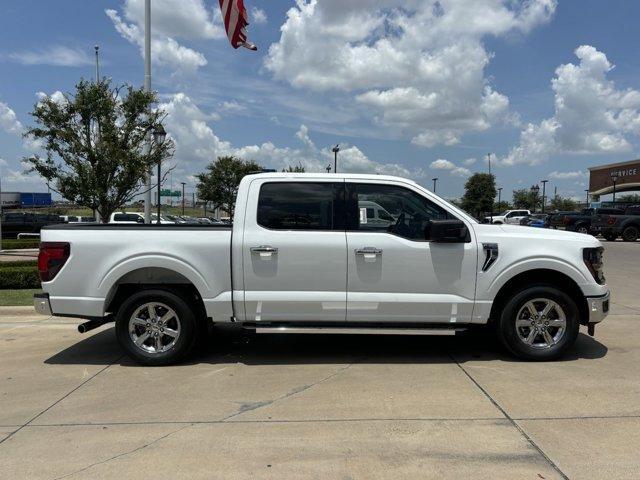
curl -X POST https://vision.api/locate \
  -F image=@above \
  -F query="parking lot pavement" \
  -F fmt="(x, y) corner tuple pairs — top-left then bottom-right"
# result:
(0, 241), (639, 479)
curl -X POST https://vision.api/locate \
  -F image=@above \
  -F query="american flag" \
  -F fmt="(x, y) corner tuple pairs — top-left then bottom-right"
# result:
(219, 0), (257, 51)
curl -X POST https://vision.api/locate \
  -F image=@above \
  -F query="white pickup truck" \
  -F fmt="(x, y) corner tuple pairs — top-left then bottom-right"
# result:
(34, 173), (610, 365)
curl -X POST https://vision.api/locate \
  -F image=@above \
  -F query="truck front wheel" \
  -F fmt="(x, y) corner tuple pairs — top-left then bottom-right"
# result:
(496, 285), (579, 361)
(622, 226), (639, 242)
(115, 289), (198, 366)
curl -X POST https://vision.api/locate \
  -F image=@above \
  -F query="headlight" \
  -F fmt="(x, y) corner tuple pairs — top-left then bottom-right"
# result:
(583, 247), (605, 285)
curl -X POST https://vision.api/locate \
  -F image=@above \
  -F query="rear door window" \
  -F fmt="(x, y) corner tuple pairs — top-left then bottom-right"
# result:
(257, 182), (344, 230)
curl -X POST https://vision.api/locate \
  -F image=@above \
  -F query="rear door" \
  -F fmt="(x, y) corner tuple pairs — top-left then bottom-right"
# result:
(241, 179), (348, 322)
(345, 181), (477, 323)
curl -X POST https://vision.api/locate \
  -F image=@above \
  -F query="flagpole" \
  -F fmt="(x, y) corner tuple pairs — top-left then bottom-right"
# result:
(143, 0), (152, 224)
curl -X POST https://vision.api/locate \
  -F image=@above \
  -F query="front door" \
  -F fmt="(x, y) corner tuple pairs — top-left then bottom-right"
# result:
(345, 181), (477, 323)
(241, 179), (347, 322)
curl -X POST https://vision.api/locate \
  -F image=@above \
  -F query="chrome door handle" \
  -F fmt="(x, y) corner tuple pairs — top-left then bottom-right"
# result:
(355, 247), (383, 256)
(251, 245), (278, 254)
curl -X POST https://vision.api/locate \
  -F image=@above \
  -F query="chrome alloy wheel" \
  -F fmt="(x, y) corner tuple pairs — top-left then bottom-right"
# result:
(128, 302), (181, 354)
(515, 298), (566, 349)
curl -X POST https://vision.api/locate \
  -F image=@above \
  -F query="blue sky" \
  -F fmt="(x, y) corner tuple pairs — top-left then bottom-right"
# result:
(2, 0), (640, 201)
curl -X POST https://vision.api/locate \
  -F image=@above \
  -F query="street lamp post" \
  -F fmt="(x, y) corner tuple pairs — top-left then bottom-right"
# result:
(325, 164), (332, 173)
(332, 145), (340, 174)
(143, 0), (153, 224)
(611, 173), (619, 205)
(432, 177), (438, 194)
(585, 189), (589, 205)
(540, 179), (548, 213)
(497, 187), (502, 205)
(181, 182), (186, 215)
(153, 124), (167, 225)
(530, 184), (540, 213)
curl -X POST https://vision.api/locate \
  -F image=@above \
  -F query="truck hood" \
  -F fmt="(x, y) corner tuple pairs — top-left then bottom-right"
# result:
(472, 223), (602, 246)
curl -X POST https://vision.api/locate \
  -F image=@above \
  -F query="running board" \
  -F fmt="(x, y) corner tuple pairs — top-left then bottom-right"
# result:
(250, 325), (468, 336)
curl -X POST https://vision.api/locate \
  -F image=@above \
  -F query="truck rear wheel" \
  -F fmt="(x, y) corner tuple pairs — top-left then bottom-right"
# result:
(622, 226), (639, 242)
(115, 289), (198, 366)
(496, 285), (579, 361)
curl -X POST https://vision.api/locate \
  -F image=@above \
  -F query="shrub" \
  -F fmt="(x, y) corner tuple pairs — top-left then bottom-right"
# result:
(0, 263), (40, 289)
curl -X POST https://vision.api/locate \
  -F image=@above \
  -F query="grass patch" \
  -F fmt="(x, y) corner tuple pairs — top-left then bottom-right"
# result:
(1, 239), (40, 250)
(0, 289), (41, 306)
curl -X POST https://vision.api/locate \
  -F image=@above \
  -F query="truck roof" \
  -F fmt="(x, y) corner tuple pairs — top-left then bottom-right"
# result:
(244, 172), (419, 184)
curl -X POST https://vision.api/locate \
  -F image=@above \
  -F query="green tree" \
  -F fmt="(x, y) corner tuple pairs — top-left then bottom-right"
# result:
(512, 188), (543, 211)
(616, 194), (640, 204)
(549, 195), (578, 211)
(493, 200), (512, 213)
(461, 173), (496, 218)
(196, 156), (261, 217)
(282, 163), (305, 172)
(24, 79), (173, 223)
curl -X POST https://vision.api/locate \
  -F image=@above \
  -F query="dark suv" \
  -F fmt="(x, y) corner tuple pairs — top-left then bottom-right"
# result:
(1, 212), (65, 239)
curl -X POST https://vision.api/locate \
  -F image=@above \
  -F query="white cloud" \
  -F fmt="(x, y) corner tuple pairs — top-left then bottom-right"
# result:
(265, 0), (555, 147)
(548, 170), (587, 180)
(0, 101), (23, 134)
(9, 46), (93, 67)
(502, 45), (640, 165)
(120, 0), (224, 40)
(430, 159), (455, 170)
(158, 92), (419, 180)
(462, 157), (477, 166)
(219, 100), (248, 115)
(451, 166), (472, 177)
(106, 0), (219, 74)
(251, 7), (267, 25)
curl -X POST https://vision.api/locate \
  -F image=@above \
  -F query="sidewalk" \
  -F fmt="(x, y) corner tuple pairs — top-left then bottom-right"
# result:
(0, 249), (38, 263)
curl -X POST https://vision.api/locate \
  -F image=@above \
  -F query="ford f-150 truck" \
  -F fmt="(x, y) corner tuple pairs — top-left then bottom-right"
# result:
(34, 173), (610, 365)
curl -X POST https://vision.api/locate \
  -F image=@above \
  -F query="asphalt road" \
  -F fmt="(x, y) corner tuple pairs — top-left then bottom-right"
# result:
(0, 241), (638, 479)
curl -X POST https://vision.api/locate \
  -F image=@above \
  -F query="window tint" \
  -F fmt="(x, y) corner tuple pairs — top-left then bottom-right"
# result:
(257, 182), (340, 230)
(347, 183), (453, 241)
(114, 213), (141, 222)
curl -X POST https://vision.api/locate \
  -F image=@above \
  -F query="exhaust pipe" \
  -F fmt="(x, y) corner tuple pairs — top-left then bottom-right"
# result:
(78, 319), (109, 334)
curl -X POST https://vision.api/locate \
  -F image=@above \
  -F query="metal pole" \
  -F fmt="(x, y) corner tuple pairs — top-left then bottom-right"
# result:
(157, 159), (161, 224)
(585, 189), (589, 205)
(143, 0), (152, 224)
(0, 168), (3, 250)
(498, 187), (502, 205)
(541, 179), (548, 213)
(432, 177), (438, 193)
(487, 153), (491, 176)
(94, 45), (100, 82)
(332, 145), (339, 174)
(181, 182), (186, 215)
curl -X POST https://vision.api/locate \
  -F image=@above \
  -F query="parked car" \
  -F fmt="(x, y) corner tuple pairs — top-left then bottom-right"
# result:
(592, 205), (640, 241)
(108, 212), (175, 224)
(60, 215), (96, 223)
(35, 173), (609, 365)
(1, 212), (65, 239)
(548, 211), (579, 229)
(519, 214), (548, 228)
(485, 209), (531, 224)
(561, 208), (624, 234)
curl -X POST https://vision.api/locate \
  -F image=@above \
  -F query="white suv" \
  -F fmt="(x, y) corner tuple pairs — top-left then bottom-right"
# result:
(487, 210), (531, 225)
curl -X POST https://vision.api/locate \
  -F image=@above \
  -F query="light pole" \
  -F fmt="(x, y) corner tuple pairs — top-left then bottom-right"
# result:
(143, 0), (153, 224)
(585, 189), (589, 205)
(432, 177), (438, 193)
(181, 182), (186, 215)
(611, 172), (619, 204)
(540, 179), (548, 213)
(94, 45), (100, 82)
(332, 144), (340, 174)
(530, 184), (540, 213)
(497, 187), (502, 205)
(153, 124), (167, 224)
(487, 153), (491, 176)
(325, 164), (332, 173)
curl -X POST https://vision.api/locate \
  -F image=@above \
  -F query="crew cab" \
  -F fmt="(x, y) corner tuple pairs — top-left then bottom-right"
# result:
(561, 207), (623, 235)
(34, 173), (610, 365)
(486, 209), (531, 224)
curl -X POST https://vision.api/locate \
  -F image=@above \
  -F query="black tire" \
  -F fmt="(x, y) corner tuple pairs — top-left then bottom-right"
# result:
(575, 224), (589, 234)
(622, 226), (639, 242)
(115, 289), (199, 366)
(603, 232), (618, 242)
(496, 285), (579, 361)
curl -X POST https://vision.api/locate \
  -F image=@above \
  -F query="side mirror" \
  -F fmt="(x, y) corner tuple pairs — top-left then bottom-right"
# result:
(429, 219), (469, 243)
(136, 217), (145, 224)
